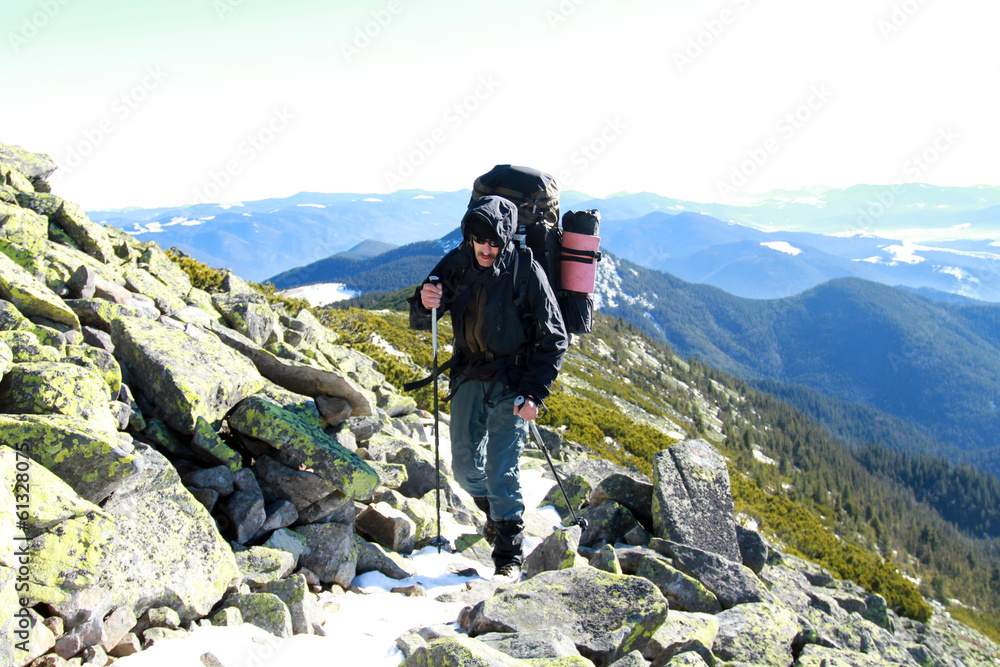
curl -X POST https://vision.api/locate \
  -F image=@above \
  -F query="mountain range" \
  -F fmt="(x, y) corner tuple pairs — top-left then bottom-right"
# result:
(91, 184), (1000, 302)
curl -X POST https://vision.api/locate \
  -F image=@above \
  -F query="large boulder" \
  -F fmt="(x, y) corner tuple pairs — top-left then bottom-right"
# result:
(467, 567), (669, 667)
(209, 321), (375, 417)
(402, 634), (530, 667)
(0, 144), (58, 184)
(294, 522), (357, 588)
(109, 315), (265, 434)
(0, 361), (117, 433)
(711, 602), (800, 667)
(229, 393), (378, 501)
(90, 445), (240, 624)
(0, 413), (142, 504)
(651, 439), (741, 563)
(652, 539), (772, 609)
(0, 250), (80, 328)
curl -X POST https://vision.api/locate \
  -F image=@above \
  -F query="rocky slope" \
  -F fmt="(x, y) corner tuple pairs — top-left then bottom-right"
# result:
(1, 143), (997, 667)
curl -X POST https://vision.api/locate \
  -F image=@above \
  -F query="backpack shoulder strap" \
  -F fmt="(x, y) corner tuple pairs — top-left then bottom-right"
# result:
(512, 246), (532, 308)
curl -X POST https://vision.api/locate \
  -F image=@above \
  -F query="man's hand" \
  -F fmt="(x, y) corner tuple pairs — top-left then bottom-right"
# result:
(514, 397), (539, 422)
(420, 282), (443, 310)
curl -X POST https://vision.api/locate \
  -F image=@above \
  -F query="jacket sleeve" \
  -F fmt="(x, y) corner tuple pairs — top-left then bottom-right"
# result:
(516, 260), (568, 401)
(408, 251), (459, 331)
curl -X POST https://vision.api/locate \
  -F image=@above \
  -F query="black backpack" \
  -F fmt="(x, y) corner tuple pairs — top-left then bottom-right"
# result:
(471, 165), (601, 335)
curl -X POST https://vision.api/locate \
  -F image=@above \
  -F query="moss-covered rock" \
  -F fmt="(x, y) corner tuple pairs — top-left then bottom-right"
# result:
(0, 298), (31, 330)
(0, 413), (141, 503)
(0, 446), (117, 617)
(190, 416), (242, 471)
(0, 330), (59, 363)
(92, 445), (241, 624)
(234, 546), (296, 586)
(0, 361), (118, 433)
(61, 344), (122, 395)
(110, 315), (265, 434)
(636, 556), (721, 614)
(212, 288), (280, 347)
(123, 267), (187, 315)
(228, 394), (377, 501)
(139, 245), (192, 296)
(711, 602), (800, 667)
(644, 610), (719, 664)
(468, 568), (669, 666)
(0, 201), (48, 242)
(0, 144), (58, 183)
(222, 592), (293, 638)
(401, 634), (531, 667)
(210, 321), (376, 417)
(0, 340), (11, 376)
(0, 250), (79, 329)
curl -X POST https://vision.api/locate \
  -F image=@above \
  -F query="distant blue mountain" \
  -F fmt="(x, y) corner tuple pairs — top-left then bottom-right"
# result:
(91, 184), (1000, 301)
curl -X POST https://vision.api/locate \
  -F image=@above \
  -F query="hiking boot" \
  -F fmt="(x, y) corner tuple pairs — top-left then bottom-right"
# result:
(491, 519), (524, 582)
(473, 496), (497, 546)
(492, 560), (522, 583)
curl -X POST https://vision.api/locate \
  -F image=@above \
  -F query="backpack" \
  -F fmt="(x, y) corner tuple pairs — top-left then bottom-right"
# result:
(471, 165), (601, 335)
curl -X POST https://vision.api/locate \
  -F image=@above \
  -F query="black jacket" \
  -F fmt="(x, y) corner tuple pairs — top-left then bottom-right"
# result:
(409, 196), (568, 401)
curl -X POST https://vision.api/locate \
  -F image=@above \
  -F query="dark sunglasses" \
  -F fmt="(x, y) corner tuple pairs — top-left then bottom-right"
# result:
(472, 236), (500, 248)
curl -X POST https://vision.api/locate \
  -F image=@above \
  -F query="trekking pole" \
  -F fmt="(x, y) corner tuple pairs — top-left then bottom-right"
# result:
(427, 276), (450, 553)
(528, 420), (588, 531)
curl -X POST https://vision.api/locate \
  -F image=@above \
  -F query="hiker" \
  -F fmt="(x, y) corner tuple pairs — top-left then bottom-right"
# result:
(410, 195), (569, 581)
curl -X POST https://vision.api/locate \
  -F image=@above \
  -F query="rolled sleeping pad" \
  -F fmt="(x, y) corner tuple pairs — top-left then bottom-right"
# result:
(560, 210), (601, 294)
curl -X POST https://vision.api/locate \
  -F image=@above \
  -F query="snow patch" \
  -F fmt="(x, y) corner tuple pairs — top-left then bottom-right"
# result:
(297, 203), (326, 208)
(363, 198), (384, 203)
(760, 241), (802, 256)
(218, 202), (244, 209)
(279, 283), (356, 307)
(412, 195), (434, 199)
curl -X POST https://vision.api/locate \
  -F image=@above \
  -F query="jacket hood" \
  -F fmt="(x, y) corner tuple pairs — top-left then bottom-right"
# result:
(460, 195), (519, 276)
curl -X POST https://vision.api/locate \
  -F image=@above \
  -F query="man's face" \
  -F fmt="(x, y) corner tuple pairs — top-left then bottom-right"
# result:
(472, 236), (499, 268)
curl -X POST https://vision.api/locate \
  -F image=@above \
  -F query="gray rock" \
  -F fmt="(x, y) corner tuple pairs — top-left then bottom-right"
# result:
(577, 500), (640, 549)
(219, 468), (266, 544)
(643, 610), (719, 664)
(228, 394), (377, 501)
(317, 395), (352, 426)
(221, 592), (293, 638)
(209, 321), (375, 417)
(652, 539), (771, 609)
(711, 602), (800, 667)
(145, 606), (181, 629)
(182, 465), (236, 496)
(523, 526), (584, 578)
(0, 413), (142, 504)
(262, 527), (310, 567)
(539, 473), (591, 520)
(259, 499), (298, 532)
(252, 454), (339, 511)
(109, 315), (266, 435)
(589, 544), (624, 575)
(354, 535), (417, 580)
(468, 567), (669, 667)
(347, 413), (385, 441)
(636, 556), (721, 614)
(477, 627), (582, 659)
(589, 472), (655, 530)
(400, 635), (527, 666)
(651, 439), (741, 563)
(356, 501), (417, 554)
(390, 445), (451, 499)
(234, 546), (296, 586)
(259, 575), (321, 636)
(294, 523), (357, 588)
(735, 523), (768, 574)
(297, 490), (354, 525)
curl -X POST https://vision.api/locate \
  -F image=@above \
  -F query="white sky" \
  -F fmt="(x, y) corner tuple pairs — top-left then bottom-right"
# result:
(3, 0), (997, 209)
